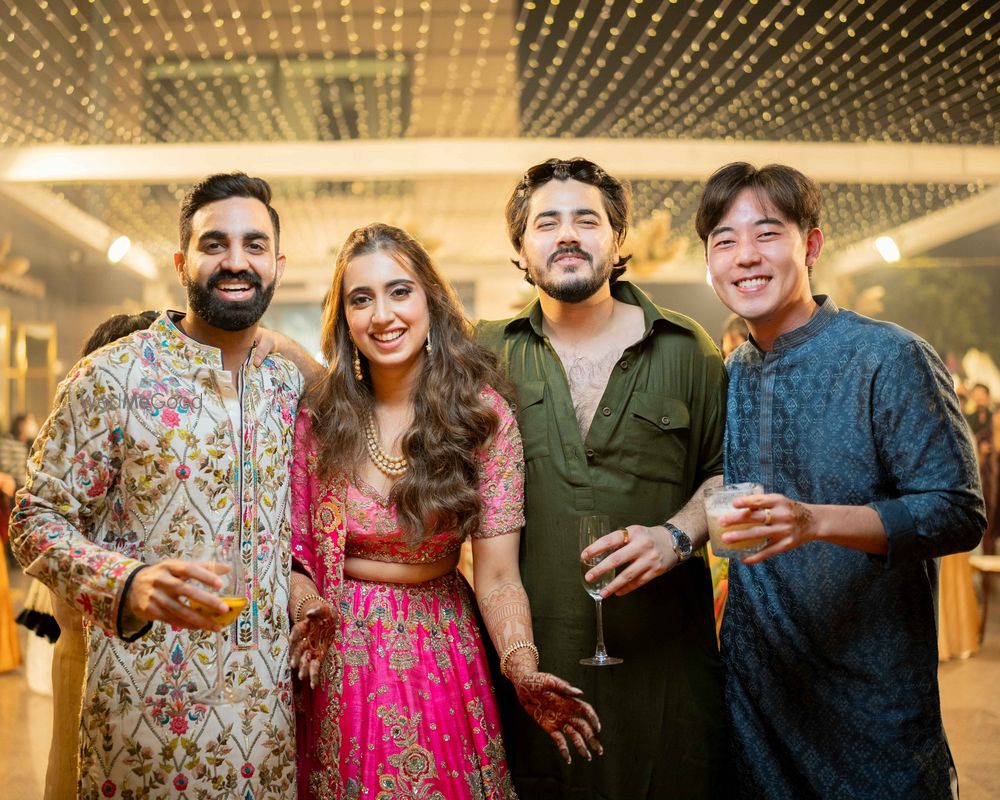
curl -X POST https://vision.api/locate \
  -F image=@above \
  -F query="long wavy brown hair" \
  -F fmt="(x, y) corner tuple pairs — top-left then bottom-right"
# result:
(306, 223), (512, 543)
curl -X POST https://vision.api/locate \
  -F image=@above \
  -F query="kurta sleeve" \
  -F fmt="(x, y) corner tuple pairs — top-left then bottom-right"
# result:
(11, 363), (146, 637)
(290, 409), (319, 584)
(474, 387), (525, 538)
(869, 339), (985, 565)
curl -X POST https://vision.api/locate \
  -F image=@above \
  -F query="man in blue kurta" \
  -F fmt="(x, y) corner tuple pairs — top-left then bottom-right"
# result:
(696, 162), (985, 799)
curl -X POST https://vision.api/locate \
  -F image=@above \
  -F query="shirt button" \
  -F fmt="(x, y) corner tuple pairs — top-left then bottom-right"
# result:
(585, 448), (595, 458)
(620, 360), (629, 370)
(660, 416), (671, 426)
(602, 407), (611, 416)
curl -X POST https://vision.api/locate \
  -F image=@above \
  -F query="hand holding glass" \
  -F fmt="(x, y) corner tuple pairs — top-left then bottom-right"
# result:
(579, 515), (623, 666)
(192, 537), (248, 704)
(704, 483), (768, 558)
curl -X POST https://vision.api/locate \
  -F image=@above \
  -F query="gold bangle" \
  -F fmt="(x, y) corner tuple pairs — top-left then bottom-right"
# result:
(293, 593), (323, 624)
(500, 640), (539, 677)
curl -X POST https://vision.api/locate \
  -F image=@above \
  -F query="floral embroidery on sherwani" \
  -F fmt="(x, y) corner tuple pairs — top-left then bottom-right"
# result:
(11, 313), (302, 799)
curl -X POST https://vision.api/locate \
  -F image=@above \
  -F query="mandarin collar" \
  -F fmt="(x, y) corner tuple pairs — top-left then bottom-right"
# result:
(749, 295), (839, 354)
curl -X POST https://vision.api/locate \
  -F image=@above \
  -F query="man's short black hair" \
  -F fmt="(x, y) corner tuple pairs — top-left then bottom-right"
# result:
(695, 162), (822, 247)
(178, 172), (280, 253)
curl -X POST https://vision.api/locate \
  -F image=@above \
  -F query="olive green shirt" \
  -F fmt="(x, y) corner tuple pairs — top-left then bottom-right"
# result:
(477, 281), (729, 799)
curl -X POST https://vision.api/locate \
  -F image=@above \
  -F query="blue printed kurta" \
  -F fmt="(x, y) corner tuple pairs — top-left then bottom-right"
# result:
(12, 313), (302, 799)
(722, 297), (984, 800)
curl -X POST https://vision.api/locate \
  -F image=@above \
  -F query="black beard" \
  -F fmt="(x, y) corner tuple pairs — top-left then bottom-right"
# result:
(531, 247), (613, 304)
(186, 269), (275, 332)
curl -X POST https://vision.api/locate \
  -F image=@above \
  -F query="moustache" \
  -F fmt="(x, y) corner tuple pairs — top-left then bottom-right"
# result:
(206, 270), (263, 291)
(547, 247), (592, 268)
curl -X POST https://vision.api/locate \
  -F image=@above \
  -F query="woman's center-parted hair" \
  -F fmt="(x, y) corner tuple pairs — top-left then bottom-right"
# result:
(307, 222), (513, 544)
(321, 223), (461, 367)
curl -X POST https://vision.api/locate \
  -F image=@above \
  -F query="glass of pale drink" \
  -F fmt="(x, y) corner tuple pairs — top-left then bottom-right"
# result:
(704, 483), (767, 558)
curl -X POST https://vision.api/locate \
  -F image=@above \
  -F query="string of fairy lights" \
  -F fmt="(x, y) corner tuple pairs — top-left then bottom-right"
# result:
(0, 0), (996, 275)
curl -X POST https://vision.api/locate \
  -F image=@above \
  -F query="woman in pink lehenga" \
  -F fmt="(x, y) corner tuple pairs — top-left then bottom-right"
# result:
(288, 224), (601, 800)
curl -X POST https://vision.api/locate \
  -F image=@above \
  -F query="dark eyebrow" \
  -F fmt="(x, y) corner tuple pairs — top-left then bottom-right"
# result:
(709, 218), (787, 239)
(532, 208), (602, 223)
(197, 229), (271, 244)
(346, 278), (416, 297)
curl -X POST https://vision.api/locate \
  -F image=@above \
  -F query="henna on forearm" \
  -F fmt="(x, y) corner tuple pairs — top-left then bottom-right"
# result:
(477, 580), (534, 656)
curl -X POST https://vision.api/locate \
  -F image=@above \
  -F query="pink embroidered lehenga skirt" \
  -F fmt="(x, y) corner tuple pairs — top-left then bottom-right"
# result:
(298, 571), (517, 799)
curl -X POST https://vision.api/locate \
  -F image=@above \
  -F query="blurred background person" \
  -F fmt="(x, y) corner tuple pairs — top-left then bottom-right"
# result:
(719, 313), (750, 360)
(0, 413), (36, 676)
(965, 383), (993, 444)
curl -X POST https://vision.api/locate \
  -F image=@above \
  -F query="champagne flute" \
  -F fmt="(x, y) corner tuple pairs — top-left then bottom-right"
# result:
(192, 536), (248, 704)
(579, 515), (623, 666)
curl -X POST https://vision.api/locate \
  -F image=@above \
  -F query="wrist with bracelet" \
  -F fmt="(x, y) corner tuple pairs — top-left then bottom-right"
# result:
(499, 639), (540, 678)
(292, 592), (324, 624)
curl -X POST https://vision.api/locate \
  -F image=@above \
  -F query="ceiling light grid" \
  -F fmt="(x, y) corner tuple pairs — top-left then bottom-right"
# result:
(521, 0), (622, 137)
(514, 0), (996, 145)
(516, 0), (596, 127)
(430, 1), (475, 137)
(404, 0), (433, 134)
(450, 0), (504, 135)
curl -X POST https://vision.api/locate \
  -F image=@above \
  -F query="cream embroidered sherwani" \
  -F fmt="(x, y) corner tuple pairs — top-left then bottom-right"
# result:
(12, 312), (302, 799)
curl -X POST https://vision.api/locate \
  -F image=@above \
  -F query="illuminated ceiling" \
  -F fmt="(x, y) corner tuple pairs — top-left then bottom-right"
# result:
(0, 0), (996, 314)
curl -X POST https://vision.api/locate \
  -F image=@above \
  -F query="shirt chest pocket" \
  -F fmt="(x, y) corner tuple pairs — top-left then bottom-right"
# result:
(514, 380), (550, 461)
(623, 392), (690, 482)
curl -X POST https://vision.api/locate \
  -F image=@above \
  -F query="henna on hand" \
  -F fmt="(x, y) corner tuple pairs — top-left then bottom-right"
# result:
(478, 581), (602, 761)
(289, 602), (337, 688)
(509, 668), (603, 764)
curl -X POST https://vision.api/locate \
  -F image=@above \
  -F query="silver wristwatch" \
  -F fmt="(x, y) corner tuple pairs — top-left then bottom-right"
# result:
(664, 522), (693, 563)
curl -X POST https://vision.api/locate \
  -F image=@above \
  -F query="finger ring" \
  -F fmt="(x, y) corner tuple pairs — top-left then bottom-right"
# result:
(764, 508), (772, 526)
(621, 529), (629, 546)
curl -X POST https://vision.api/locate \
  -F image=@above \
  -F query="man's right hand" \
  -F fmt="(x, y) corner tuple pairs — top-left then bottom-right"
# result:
(125, 559), (229, 630)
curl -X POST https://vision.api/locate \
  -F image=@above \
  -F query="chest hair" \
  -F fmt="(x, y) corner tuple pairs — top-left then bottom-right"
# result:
(550, 341), (625, 440)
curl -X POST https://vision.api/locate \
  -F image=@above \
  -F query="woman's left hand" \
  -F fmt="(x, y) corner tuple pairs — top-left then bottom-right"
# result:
(509, 667), (603, 764)
(289, 600), (337, 688)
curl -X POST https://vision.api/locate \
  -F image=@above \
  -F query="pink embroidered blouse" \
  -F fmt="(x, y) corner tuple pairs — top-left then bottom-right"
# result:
(295, 386), (524, 570)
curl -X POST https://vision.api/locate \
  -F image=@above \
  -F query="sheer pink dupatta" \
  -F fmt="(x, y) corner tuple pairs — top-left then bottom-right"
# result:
(290, 410), (347, 800)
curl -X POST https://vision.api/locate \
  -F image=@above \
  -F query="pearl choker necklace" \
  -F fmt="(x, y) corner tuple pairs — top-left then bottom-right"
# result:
(364, 413), (408, 477)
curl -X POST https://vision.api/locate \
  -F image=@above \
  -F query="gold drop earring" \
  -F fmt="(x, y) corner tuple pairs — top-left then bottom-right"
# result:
(353, 344), (363, 381)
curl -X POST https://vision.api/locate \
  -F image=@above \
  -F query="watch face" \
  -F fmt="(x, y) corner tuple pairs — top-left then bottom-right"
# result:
(670, 526), (692, 558)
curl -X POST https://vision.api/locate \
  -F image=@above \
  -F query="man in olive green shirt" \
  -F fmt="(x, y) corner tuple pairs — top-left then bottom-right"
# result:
(476, 158), (729, 799)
